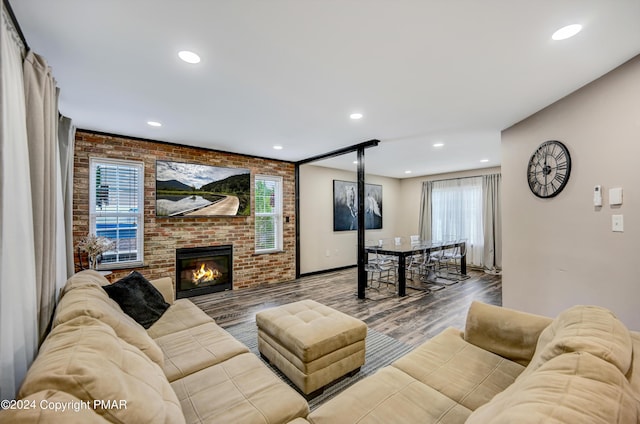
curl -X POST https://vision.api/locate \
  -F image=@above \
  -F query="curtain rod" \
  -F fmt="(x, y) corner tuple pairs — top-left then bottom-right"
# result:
(427, 173), (500, 184)
(3, 0), (29, 51)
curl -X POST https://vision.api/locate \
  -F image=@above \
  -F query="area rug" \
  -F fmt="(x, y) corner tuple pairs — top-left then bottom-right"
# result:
(224, 320), (414, 410)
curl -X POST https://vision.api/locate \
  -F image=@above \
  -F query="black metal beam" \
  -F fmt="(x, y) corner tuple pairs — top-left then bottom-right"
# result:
(294, 164), (301, 278)
(294, 139), (380, 283)
(356, 148), (367, 299)
(295, 139), (379, 165)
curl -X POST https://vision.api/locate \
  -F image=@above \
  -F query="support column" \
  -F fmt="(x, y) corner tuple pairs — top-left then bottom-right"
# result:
(357, 148), (366, 299)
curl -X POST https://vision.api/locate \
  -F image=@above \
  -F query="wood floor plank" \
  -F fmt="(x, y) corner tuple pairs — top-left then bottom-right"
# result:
(191, 267), (502, 347)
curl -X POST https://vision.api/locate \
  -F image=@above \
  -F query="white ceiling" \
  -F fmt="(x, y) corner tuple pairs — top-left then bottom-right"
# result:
(10, 1), (640, 178)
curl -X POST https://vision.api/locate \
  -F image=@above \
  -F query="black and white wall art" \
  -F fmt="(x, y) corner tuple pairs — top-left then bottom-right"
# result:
(333, 180), (382, 231)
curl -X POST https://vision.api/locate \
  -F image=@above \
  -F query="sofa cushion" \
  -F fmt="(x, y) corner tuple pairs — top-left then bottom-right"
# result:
(147, 299), (214, 339)
(466, 351), (639, 424)
(464, 301), (553, 366)
(19, 315), (185, 424)
(0, 390), (109, 423)
(53, 283), (164, 367)
(150, 276), (175, 305)
(171, 352), (309, 424)
(154, 321), (249, 382)
(391, 327), (525, 411)
(526, 305), (633, 376)
(627, 332), (640, 397)
(103, 271), (170, 329)
(59, 269), (109, 296)
(308, 366), (472, 424)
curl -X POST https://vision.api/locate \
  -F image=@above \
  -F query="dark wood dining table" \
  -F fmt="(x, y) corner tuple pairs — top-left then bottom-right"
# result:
(365, 240), (466, 296)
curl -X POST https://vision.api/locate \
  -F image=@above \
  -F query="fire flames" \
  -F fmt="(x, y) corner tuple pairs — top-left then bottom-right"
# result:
(192, 263), (222, 285)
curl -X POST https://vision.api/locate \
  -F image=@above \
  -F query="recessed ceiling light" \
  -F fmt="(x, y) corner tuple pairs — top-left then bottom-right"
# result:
(353, 160), (358, 164)
(273, 145), (283, 150)
(480, 159), (489, 163)
(404, 170), (412, 174)
(433, 143), (444, 148)
(350, 113), (363, 120)
(147, 121), (162, 127)
(178, 50), (201, 64)
(552, 24), (582, 41)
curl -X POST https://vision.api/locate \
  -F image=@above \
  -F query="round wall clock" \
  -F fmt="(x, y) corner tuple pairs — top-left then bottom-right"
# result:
(527, 140), (571, 198)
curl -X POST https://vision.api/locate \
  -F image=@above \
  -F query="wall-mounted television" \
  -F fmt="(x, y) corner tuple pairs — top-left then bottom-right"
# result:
(156, 160), (251, 217)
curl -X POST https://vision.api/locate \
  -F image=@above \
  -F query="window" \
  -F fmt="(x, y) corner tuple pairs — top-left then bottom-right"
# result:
(431, 177), (483, 266)
(255, 175), (283, 253)
(89, 158), (144, 268)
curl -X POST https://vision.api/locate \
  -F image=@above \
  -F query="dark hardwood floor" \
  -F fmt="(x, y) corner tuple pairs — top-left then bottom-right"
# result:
(192, 267), (502, 348)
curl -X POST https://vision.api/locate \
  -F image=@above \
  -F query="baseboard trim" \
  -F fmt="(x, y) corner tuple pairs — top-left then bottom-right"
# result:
(299, 265), (356, 278)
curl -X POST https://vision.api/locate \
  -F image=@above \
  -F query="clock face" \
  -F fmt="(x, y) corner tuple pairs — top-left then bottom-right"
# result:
(527, 140), (571, 198)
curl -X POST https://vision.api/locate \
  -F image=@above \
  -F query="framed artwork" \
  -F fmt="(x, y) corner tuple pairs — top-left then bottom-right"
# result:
(156, 160), (251, 217)
(333, 180), (382, 231)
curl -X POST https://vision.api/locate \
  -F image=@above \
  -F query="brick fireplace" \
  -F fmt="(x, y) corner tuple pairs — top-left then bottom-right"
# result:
(175, 245), (233, 298)
(73, 130), (296, 287)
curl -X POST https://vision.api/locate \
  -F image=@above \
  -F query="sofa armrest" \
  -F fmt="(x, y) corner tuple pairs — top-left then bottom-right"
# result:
(464, 301), (552, 366)
(149, 277), (174, 305)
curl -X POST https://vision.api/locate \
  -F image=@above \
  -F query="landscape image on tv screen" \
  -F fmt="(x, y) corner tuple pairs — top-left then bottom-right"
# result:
(156, 160), (251, 217)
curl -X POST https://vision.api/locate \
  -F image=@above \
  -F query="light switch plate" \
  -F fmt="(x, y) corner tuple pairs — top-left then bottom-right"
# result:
(612, 215), (624, 232)
(609, 188), (623, 205)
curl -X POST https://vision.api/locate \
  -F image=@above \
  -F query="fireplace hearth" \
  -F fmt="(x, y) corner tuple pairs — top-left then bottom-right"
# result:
(175, 245), (232, 298)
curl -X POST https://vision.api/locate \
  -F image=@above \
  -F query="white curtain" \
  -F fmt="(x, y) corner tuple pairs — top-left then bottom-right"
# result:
(54, 113), (68, 295)
(23, 50), (60, 340)
(418, 181), (432, 241)
(0, 4), (39, 399)
(430, 177), (484, 267)
(418, 175), (502, 270)
(58, 116), (75, 279)
(483, 174), (502, 273)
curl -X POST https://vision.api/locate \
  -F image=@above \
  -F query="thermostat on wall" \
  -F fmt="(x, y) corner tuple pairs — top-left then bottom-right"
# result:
(593, 185), (602, 207)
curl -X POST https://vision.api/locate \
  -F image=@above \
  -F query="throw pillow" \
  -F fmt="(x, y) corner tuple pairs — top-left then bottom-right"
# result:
(103, 271), (170, 329)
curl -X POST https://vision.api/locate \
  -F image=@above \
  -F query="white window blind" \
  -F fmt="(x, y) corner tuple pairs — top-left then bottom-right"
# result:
(255, 175), (283, 253)
(89, 158), (144, 267)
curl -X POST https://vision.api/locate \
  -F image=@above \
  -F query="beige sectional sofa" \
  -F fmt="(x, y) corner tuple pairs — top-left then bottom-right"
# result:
(3, 269), (639, 423)
(305, 301), (640, 423)
(1, 270), (309, 423)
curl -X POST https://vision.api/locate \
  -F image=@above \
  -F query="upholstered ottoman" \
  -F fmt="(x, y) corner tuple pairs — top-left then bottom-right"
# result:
(256, 299), (367, 397)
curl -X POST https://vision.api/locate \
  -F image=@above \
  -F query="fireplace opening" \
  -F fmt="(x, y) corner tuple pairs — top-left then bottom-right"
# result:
(175, 245), (232, 298)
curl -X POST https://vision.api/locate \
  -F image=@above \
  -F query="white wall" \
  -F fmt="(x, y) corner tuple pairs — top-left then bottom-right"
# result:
(299, 163), (501, 274)
(502, 55), (640, 330)
(397, 167), (501, 236)
(299, 164), (401, 274)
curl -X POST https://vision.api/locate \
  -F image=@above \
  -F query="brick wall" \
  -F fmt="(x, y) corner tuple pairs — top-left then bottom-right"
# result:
(73, 130), (296, 289)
